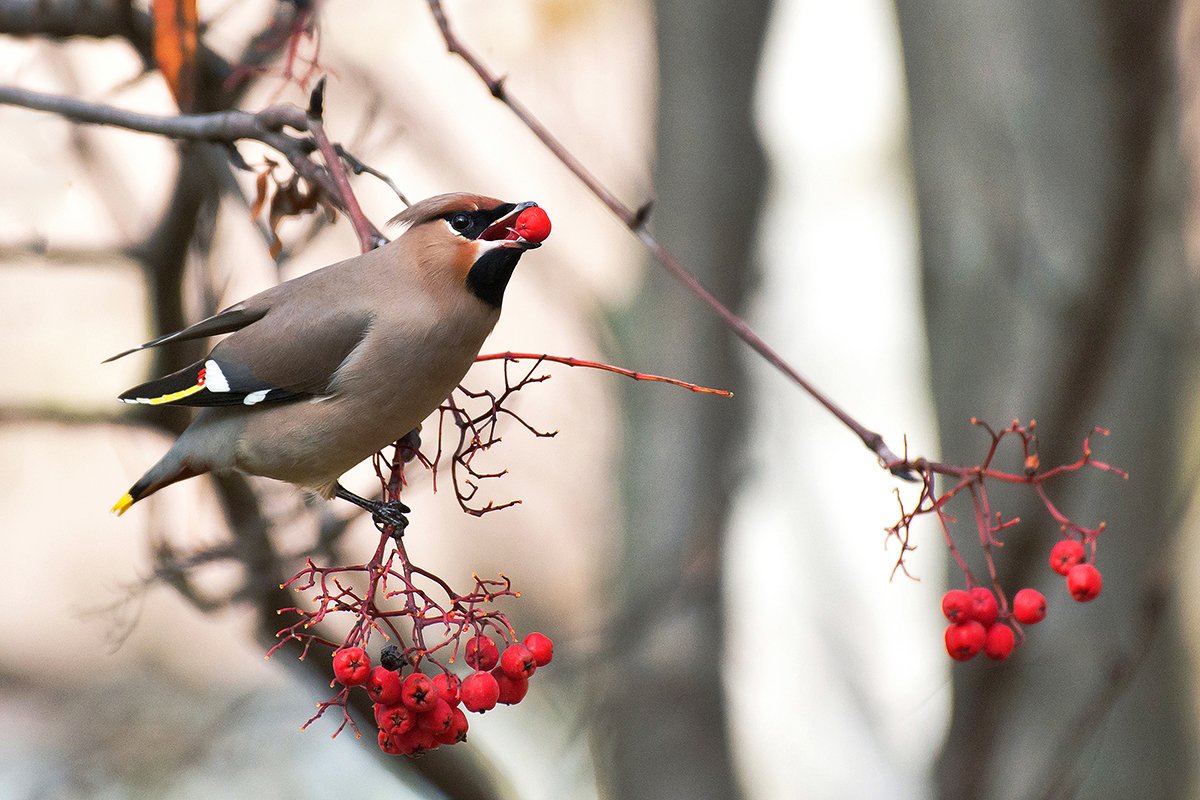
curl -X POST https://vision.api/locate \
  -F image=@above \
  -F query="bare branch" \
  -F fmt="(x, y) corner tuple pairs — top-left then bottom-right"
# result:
(306, 78), (386, 251)
(474, 351), (733, 396)
(422, 0), (912, 477)
(0, 84), (385, 245)
(0, 84), (308, 147)
(335, 144), (411, 207)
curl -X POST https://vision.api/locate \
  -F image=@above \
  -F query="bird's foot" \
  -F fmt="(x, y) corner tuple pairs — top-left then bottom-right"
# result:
(334, 484), (410, 538)
(371, 500), (411, 534)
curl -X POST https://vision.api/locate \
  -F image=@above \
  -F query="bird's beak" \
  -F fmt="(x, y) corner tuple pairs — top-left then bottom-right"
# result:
(479, 201), (542, 250)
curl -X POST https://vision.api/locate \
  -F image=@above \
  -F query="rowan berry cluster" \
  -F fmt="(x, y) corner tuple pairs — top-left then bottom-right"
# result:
(941, 583), (1041, 660)
(886, 420), (1122, 663)
(332, 631), (554, 756)
(941, 536), (1103, 661)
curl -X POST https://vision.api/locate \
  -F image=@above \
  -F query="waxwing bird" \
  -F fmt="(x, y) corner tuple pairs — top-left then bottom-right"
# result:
(107, 192), (546, 525)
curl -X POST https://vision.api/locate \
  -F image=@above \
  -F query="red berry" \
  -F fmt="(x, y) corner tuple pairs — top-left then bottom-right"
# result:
(398, 727), (440, 754)
(1012, 588), (1047, 625)
(984, 624), (1016, 660)
(945, 620), (987, 661)
(523, 632), (554, 666)
(375, 702), (415, 735)
(1066, 563), (1102, 602)
(499, 643), (537, 679)
(493, 668), (530, 705)
(432, 672), (461, 707)
(401, 672), (437, 712)
(507, 206), (551, 243)
(367, 666), (403, 706)
(436, 706), (469, 745)
(465, 636), (499, 671)
(378, 728), (404, 755)
(969, 587), (999, 628)
(941, 589), (973, 623)
(332, 647), (371, 686)
(1050, 539), (1086, 576)
(461, 671), (500, 713)
(418, 698), (455, 735)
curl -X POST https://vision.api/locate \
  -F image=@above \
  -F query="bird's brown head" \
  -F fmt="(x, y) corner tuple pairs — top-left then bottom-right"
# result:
(390, 192), (547, 308)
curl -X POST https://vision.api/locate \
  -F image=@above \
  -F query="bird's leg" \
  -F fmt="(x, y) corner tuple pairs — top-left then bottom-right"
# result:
(334, 484), (410, 535)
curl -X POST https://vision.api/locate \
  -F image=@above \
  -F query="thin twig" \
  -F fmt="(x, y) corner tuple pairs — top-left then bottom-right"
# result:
(306, 78), (386, 251)
(335, 144), (411, 207)
(423, 0), (912, 478)
(474, 351), (733, 396)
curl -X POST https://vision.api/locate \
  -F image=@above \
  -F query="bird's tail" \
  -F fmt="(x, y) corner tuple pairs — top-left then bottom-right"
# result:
(111, 489), (138, 516)
(111, 452), (205, 516)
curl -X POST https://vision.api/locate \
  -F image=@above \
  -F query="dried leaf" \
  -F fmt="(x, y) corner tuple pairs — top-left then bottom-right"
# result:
(250, 168), (271, 220)
(258, 171), (332, 258)
(152, 0), (199, 111)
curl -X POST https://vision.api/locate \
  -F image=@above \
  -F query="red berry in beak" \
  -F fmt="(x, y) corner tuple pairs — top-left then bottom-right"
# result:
(506, 206), (551, 243)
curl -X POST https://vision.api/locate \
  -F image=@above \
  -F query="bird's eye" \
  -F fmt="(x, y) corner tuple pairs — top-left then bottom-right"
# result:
(450, 213), (472, 233)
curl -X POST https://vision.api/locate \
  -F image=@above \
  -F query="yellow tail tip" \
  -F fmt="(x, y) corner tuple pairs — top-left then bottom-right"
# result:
(111, 493), (134, 516)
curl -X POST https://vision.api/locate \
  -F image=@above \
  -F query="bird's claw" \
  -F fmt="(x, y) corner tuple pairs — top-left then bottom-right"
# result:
(372, 500), (411, 535)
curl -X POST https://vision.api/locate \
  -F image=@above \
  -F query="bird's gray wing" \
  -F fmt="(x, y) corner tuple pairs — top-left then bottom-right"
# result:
(103, 303), (267, 363)
(116, 297), (374, 408)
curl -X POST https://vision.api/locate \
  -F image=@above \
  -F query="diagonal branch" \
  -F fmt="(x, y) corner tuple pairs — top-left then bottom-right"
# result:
(424, 0), (912, 478)
(305, 77), (387, 252)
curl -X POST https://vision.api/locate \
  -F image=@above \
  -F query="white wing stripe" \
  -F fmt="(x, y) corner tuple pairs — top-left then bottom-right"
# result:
(204, 359), (231, 392)
(243, 389), (270, 405)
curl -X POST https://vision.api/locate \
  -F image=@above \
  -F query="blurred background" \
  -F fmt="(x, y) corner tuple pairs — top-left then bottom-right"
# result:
(1, 0), (1198, 798)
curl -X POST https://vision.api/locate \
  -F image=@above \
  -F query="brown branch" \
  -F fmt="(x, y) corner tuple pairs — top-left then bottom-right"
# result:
(335, 144), (411, 207)
(306, 77), (387, 252)
(0, 84), (306, 141)
(424, 0), (911, 477)
(0, 84), (384, 246)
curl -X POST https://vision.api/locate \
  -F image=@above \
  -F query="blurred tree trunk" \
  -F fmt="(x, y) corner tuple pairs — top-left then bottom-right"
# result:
(895, 2), (1199, 798)
(596, 1), (769, 798)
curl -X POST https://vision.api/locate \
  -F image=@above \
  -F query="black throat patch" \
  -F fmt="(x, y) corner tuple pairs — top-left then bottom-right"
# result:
(466, 247), (524, 308)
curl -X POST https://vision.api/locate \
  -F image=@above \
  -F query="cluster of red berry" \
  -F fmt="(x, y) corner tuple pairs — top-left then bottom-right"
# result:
(942, 538), (1102, 662)
(331, 631), (554, 756)
(1050, 539), (1103, 601)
